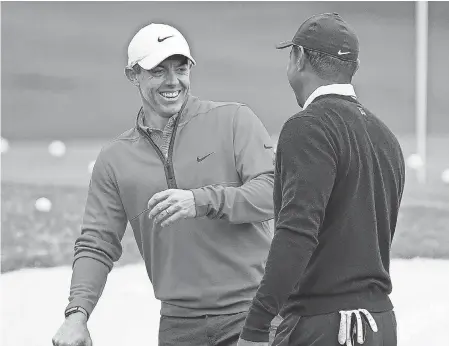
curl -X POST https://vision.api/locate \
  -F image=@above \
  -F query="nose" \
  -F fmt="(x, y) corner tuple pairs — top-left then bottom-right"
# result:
(165, 68), (178, 86)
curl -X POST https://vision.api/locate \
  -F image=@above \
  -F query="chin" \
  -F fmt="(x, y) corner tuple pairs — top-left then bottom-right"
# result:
(161, 105), (183, 118)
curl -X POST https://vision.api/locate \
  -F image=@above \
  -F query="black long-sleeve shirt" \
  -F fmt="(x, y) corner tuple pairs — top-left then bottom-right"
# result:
(241, 94), (405, 342)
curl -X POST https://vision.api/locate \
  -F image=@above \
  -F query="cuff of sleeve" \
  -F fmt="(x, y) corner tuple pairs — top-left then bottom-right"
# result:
(240, 304), (275, 342)
(65, 299), (94, 319)
(190, 188), (209, 218)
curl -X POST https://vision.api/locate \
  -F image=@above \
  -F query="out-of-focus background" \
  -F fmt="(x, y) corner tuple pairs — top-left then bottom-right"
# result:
(1, 2), (448, 346)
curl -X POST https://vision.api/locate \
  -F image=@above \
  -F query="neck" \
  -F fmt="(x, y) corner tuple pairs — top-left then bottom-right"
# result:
(142, 102), (171, 130)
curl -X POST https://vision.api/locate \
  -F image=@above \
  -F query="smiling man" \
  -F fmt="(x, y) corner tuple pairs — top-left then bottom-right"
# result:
(52, 23), (280, 346)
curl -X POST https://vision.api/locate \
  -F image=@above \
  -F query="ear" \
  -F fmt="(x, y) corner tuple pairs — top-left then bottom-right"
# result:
(293, 45), (307, 72)
(124, 66), (140, 86)
(354, 58), (360, 74)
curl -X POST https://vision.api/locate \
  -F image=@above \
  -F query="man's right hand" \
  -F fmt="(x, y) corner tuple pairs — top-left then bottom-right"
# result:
(52, 312), (92, 346)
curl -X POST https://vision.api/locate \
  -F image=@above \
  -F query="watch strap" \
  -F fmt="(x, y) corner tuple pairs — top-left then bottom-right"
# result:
(65, 306), (89, 320)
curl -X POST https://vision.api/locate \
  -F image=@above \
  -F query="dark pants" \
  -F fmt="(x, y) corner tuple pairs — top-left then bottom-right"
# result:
(159, 312), (282, 346)
(273, 310), (397, 346)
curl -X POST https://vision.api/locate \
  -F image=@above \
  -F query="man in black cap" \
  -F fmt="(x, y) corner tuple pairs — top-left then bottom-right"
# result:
(238, 13), (405, 346)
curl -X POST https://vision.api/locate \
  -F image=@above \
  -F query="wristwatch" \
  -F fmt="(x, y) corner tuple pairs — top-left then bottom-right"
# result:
(65, 306), (89, 319)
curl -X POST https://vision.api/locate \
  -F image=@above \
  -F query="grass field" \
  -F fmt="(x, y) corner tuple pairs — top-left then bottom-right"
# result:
(1, 178), (449, 274)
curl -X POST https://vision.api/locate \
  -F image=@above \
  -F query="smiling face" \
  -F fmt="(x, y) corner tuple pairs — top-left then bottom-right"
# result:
(132, 55), (191, 119)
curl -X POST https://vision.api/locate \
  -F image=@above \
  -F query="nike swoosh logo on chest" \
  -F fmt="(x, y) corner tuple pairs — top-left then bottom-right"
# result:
(197, 152), (214, 162)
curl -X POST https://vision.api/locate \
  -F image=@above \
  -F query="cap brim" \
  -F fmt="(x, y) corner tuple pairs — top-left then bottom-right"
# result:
(276, 40), (294, 49)
(137, 51), (196, 70)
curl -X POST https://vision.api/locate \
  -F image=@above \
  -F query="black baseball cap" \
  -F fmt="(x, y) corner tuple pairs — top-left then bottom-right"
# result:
(276, 13), (359, 62)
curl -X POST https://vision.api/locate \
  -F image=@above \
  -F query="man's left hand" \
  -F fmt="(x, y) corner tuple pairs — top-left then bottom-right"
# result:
(236, 338), (269, 346)
(148, 189), (196, 227)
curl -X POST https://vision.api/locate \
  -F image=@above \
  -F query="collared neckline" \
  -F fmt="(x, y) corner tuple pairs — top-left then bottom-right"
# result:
(141, 110), (179, 133)
(136, 94), (192, 133)
(303, 84), (356, 110)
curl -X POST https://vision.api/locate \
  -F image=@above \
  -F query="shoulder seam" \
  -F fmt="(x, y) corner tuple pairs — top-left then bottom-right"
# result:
(108, 128), (140, 145)
(183, 102), (246, 125)
(196, 102), (245, 117)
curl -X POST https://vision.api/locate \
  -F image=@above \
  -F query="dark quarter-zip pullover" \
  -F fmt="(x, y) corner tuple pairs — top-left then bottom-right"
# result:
(241, 94), (406, 342)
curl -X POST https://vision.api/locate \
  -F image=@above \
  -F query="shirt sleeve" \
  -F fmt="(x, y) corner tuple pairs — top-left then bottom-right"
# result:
(191, 105), (275, 224)
(65, 150), (128, 317)
(240, 115), (338, 342)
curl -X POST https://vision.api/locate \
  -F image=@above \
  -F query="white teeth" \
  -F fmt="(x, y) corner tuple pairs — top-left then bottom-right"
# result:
(161, 91), (180, 98)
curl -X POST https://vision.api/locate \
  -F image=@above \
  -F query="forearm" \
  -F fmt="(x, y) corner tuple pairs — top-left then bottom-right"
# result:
(65, 257), (109, 318)
(191, 172), (274, 224)
(241, 228), (317, 342)
(65, 150), (127, 318)
(65, 229), (122, 317)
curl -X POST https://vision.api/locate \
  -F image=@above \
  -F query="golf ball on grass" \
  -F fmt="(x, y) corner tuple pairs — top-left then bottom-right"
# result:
(35, 197), (52, 212)
(48, 140), (66, 157)
(1, 137), (10, 154)
(406, 154), (424, 170)
(441, 169), (449, 184)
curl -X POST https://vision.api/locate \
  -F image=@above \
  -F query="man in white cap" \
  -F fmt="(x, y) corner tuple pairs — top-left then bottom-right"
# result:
(52, 23), (280, 346)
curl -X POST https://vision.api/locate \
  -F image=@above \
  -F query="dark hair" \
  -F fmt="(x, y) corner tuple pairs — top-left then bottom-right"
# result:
(132, 63), (142, 74)
(300, 47), (358, 83)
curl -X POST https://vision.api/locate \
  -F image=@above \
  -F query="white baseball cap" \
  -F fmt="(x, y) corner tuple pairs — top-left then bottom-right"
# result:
(127, 23), (196, 70)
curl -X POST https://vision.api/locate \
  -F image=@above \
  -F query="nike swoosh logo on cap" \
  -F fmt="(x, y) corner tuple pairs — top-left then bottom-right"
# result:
(158, 35), (174, 42)
(337, 50), (351, 55)
(264, 144), (273, 149)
